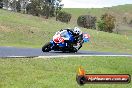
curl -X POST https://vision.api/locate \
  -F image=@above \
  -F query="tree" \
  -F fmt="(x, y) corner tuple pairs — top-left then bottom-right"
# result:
(2, 0), (9, 9)
(41, 0), (63, 19)
(3, 0), (63, 19)
(16, 0), (21, 12)
(54, 0), (63, 20)
(97, 13), (116, 33)
(26, 0), (63, 18)
(26, 0), (42, 16)
(0, 0), (3, 8)
(9, 0), (21, 12)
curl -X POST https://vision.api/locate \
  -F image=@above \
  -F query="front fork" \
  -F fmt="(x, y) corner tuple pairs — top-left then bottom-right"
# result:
(73, 40), (84, 50)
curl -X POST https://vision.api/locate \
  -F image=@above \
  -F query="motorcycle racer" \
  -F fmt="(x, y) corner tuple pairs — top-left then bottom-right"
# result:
(60, 27), (84, 50)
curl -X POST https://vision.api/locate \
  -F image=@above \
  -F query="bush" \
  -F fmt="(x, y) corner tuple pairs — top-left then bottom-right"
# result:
(77, 15), (96, 29)
(129, 20), (132, 24)
(123, 17), (128, 24)
(97, 20), (105, 31)
(56, 11), (71, 23)
(97, 13), (116, 33)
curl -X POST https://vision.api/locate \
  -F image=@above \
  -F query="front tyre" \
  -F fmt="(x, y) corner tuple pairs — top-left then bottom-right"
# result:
(42, 42), (52, 52)
(69, 48), (78, 53)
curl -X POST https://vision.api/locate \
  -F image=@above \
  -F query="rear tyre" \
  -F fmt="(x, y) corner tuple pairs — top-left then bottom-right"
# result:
(42, 42), (52, 52)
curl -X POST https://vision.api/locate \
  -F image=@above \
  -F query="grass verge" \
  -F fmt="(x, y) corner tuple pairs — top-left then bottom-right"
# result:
(0, 57), (132, 88)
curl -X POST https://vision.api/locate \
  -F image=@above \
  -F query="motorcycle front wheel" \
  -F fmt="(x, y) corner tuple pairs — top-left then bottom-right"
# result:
(69, 47), (78, 53)
(42, 42), (52, 52)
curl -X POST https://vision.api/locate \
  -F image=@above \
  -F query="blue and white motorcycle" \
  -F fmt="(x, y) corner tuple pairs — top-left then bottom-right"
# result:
(42, 30), (90, 53)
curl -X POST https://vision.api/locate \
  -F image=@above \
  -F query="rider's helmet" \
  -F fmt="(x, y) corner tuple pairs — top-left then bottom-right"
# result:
(73, 27), (82, 35)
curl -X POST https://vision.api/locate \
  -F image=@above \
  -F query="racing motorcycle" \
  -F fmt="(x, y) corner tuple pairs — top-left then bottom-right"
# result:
(42, 30), (90, 53)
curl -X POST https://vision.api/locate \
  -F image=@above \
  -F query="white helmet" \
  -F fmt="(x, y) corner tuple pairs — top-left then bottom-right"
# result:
(73, 27), (81, 35)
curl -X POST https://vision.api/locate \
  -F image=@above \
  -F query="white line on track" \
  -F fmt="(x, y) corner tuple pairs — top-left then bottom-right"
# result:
(37, 55), (132, 58)
(1, 55), (132, 58)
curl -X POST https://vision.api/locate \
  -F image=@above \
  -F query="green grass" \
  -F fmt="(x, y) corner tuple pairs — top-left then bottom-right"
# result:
(0, 9), (132, 54)
(63, 4), (132, 23)
(0, 57), (132, 88)
(0, 9), (74, 47)
(63, 4), (132, 35)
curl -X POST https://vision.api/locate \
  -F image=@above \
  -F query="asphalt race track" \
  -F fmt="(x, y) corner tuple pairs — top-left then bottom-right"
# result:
(0, 46), (132, 58)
